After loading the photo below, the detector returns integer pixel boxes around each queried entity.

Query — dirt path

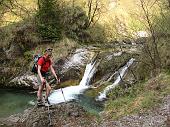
[100,95,170,127]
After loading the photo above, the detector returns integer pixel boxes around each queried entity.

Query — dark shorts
[37,72,50,86]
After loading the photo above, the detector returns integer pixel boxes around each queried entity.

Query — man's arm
[50,65,60,83]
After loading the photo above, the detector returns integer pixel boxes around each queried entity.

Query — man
[37,48,60,106]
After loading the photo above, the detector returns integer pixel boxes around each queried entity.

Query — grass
[104,71,170,120]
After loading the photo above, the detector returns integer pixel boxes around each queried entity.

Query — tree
[36,0,62,41]
[168,0,170,7]
[139,0,162,77]
[86,0,101,28]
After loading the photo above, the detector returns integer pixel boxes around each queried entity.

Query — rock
[5,42,23,59]
[54,48,94,82]
[93,52,132,87]
[122,38,132,45]
[9,74,39,89]
[0,47,7,63]
[17,102,98,127]
[0,113,21,127]
[166,116,170,127]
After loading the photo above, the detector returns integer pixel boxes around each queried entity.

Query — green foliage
[24,51,33,62]
[128,17,145,32]
[140,91,159,109]
[158,37,170,69]
[135,61,151,81]
[0,0,13,17]
[153,7,170,35]
[36,0,62,41]
[88,25,106,43]
[104,72,170,120]
[107,83,144,100]
[60,5,94,43]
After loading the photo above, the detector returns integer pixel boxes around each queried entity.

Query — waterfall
[79,60,99,87]
[96,58,135,101]
[48,60,99,105]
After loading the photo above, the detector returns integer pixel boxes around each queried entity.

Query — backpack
[31,54,44,74]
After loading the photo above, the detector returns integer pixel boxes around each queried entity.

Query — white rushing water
[48,60,98,105]
[96,58,135,101]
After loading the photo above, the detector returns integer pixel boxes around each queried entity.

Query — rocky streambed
[0,102,98,127]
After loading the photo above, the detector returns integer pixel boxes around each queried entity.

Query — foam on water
[49,60,97,104]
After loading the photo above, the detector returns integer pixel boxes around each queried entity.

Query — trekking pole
[56,78,66,102]
[61,88,66,102]
[47,105,52,127]
[43,80,52,127]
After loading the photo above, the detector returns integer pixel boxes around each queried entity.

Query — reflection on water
[0,89,35,118]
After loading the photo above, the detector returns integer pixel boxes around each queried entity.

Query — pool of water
[77,94,104,116]
[0,88,104,118]
[0,89,35,118]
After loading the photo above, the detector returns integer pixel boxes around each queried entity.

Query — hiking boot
[44,99,51,107]
[37,99,43,106]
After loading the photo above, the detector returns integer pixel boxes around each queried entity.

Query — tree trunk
[168,0,170,7]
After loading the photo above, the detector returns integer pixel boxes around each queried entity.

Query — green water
[78,95,104,116]
[0,89,103,118]
[0,89,35,118]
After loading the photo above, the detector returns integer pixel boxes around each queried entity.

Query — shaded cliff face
[0,23,39,88]
[0,47,23,88]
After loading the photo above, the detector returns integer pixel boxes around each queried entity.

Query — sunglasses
[45,48,53,52]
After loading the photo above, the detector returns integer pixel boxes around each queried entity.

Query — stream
[0,89,35,118]
[1,48,134,118]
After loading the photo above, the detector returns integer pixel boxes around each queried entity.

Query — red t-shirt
[37,57,51,72]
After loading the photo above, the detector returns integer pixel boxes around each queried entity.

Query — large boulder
[9,74,39,89]
[0,102,98,127]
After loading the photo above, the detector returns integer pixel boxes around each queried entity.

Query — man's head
[44,48,53,59]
